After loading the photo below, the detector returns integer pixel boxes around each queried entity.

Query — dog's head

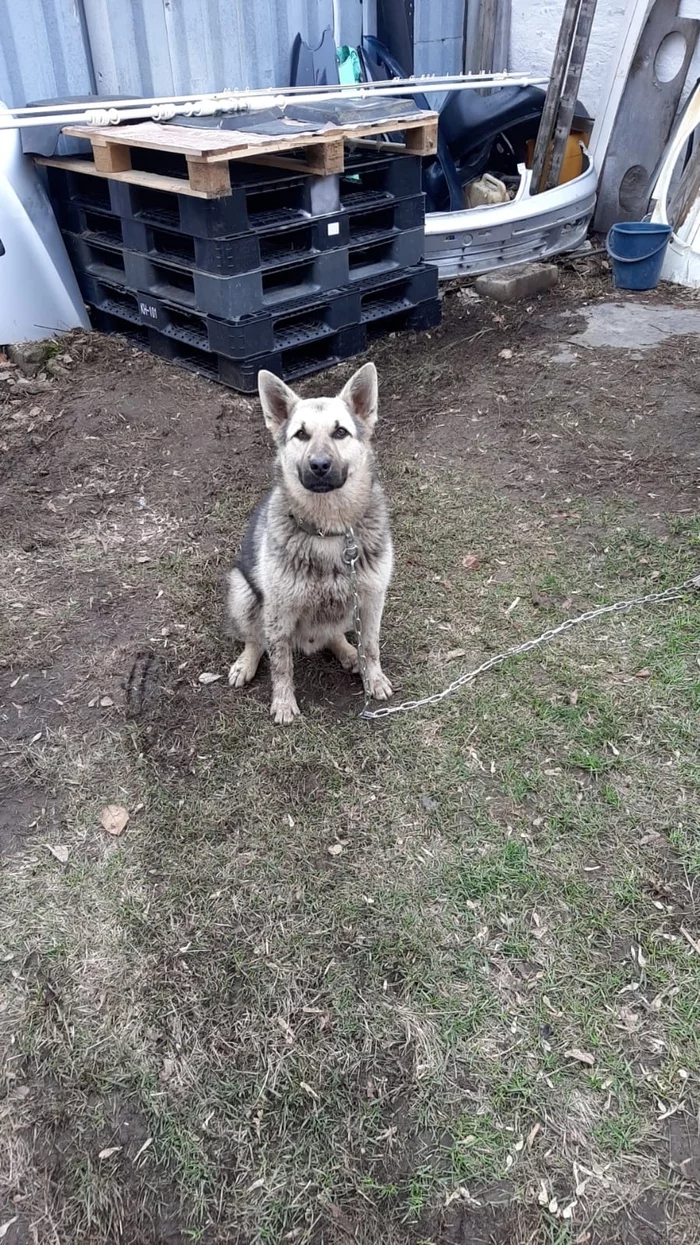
[257,363,379,498]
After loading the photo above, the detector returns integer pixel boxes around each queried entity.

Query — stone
[475,262,559,304]
[7,340,56,377]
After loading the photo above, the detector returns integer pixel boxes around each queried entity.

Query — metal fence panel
[0,0,456,108]
[0,0,93,107]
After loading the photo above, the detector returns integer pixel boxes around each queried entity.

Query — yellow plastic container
[525,130,589,185]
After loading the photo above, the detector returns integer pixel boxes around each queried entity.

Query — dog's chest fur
[257,484,390,647]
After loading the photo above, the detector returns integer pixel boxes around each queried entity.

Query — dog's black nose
[309,455,332,477]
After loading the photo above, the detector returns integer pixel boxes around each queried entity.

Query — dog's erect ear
[339,362,378,434]
[258,370,299,434]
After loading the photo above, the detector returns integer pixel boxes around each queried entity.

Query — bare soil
[1,266,699,1244]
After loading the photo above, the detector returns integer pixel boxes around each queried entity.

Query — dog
[226,361,393,724]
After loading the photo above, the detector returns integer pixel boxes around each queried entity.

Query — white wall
[510,0,700,121]
[511,0,631,117]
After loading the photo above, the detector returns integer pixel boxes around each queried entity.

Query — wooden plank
[669,139,700,229]
[227,138,346,175]
[530,0,583,194]
[476,0,499,76]
[61,120,251,157]
[35,155,224,199]
[544,0,598,192]
[62,110,438,165]
[186,157,232,195]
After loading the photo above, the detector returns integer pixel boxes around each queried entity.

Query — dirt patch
[1,269,699,1243]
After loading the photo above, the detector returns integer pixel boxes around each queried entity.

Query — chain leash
[358,574,700,722]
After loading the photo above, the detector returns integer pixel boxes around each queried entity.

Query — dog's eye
[333,426,350,439]
[293,428,310,441]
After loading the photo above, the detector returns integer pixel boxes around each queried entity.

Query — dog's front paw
[367,669,393,701]
[228,657,255,688]
[271,695,300,725]
[341,645,360,674]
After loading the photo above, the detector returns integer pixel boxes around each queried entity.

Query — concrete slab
[567,301,700,350]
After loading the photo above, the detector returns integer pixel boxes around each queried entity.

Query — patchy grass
[1,339,699,1244]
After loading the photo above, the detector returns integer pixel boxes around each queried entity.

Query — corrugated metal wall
[0,0,464,108]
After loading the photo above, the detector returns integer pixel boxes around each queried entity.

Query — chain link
[359,574,700,721]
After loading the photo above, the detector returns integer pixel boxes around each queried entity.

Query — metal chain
[360,574,700,721]
[343,526,373,714]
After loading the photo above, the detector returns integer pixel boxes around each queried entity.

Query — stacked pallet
[40,114,441,393]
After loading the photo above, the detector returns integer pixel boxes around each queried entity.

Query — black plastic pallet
[340,151,423,209]
[88,306,367,392]
[88,300,440,394]
[63,231,351,319]
[63,229,426,319]
[55,197,349,273]
[347,193,424,246]
[78,273,358,358]
[46,161,341,239]
[349,227,424,280]
[121,212,349,273]
[45,152,422,240]
[76,263,438,360]
[55,191,424,277]
[365,297,441,339]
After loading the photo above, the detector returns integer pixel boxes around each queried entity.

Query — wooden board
[61,110,438,165]
[46,111,437,197]
[35,155,228,199]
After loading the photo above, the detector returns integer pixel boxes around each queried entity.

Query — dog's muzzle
[298,455,348,493]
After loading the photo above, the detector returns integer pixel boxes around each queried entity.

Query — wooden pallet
[42,109,437,198]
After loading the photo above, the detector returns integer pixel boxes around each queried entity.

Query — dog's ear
[258,370,299,435]
[339,362,378,434]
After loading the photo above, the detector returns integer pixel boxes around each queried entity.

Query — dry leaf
[634,668,651,679]
[160,1057,176,1082]
[198,672,222,685]
[0,1220,18,1241]
[462,554,481,572]
[327,843,344,857]
[565,1048,595,1067]
[445,648,466,661]
[46,844,69,864]
[527,1122,541,1148]
[618,1005,641,1033]
[568,689,579,706]
[98,1146,122,1160]
[100,805,129,836]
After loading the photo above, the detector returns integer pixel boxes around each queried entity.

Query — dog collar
[289,511,350,540]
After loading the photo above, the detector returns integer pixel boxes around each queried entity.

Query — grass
[1,431,699,1243]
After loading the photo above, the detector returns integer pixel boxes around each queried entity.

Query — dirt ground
[1,264,699,1244]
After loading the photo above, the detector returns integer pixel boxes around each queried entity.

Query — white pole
[0,71,548,129]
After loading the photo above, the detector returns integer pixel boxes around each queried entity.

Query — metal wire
[361,574,700,721]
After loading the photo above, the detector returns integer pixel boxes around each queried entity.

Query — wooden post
[92,142,132,174]
[305,138,345,175]
[404,117,438,156]
[186,158,232,197]
[544,0,598,192]
[530,0,583,194]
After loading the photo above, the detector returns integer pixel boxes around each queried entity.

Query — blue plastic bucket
[606,221,672,291]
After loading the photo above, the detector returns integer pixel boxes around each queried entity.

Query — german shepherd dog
[226,362,393,724]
